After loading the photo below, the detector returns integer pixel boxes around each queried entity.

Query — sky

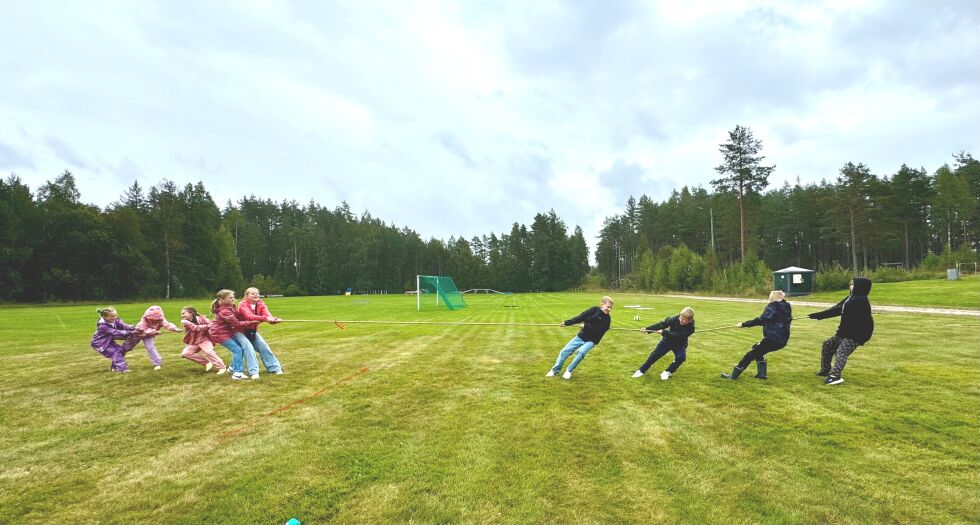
[2,0,978,257]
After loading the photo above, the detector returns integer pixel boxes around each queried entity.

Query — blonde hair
[211,289,235,314]
[244,287,259,296]
[679,306,694,319]
[600,296,614,306]
[96,307,117,318]
[768,290,785,302]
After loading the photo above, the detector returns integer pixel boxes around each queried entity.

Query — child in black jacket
[722,290,792,380]
[547,296,613,380]
[632,307,695,380]
[808,277,874,385]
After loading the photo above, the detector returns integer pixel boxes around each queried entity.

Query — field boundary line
[656,294,980,317]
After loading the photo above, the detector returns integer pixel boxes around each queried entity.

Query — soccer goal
[416,275,467,311]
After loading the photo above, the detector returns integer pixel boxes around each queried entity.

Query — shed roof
[774,266,815,273]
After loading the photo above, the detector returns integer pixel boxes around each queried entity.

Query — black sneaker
[816,371,829,377]
[825,376,844,385]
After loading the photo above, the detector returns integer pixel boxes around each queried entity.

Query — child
[632,307,695,380]
[179,306,227,375]
[546,296,614,379]
[237,287,284,374]
[131,305,180,370]
[90,307,137,372]
[722,291,792,380]
[808,277,874,385]
[210,289,262,380]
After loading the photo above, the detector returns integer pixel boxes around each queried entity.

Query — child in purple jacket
[90,307,137,372]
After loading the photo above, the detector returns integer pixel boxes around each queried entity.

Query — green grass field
[806,274,980,309]
[2,291,978,524]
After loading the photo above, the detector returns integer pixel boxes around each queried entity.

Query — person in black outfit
[632,307,695,380]
[808,277,874,385]
[722,290,792,380]
[547,296,613,379]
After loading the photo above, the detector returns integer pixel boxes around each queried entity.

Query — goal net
[416,275,467,311]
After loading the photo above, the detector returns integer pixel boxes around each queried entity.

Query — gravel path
[657,294,980,317]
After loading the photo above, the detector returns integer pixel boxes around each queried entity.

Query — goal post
[416,275,466,311]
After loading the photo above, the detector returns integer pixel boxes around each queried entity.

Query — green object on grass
[417,275,466,310]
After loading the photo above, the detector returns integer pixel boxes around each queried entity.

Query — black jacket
[645,315,695,350]
[742,300,792,347]
[564,306,612,344]
[808,277,874,345]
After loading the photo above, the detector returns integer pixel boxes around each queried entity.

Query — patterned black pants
[820,336,859,377]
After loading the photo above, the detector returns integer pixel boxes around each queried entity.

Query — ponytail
[97,307,117,319]
[211,289,235,314]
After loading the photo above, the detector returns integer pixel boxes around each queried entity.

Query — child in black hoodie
[722,290,793,380]
[808,277,874,385]
[632,307,695,380]
[547,296,613,380]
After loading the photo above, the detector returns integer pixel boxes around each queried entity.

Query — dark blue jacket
[742,300,792,347]
[564,306,611,344]
[808,277,874,345]
[645,315,695,350]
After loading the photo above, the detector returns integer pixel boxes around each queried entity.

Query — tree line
[596,126,980,291]
[0,172,590,301]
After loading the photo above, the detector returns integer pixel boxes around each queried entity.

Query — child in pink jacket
[179,306,227,374]
[131,305,179,370]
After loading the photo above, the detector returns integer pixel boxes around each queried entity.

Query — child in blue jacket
[722,291,792,380]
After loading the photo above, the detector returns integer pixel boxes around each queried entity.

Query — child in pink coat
[131,305,179,370]
[179,306,227,374]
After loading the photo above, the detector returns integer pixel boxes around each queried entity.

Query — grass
[805,274,980,309]
[1,292,978,524]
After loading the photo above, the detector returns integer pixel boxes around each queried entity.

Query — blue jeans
[552,336,596,374]
[248,331,282,373]
[221,334,259,375]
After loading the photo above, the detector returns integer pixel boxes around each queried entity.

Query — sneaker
[562,371,572,380]
[216,368,228,375]
[272,370,284,375]
[545,370,556,377]
[816,371,829,377]
[250,374,260,380]
[825,376,844,385]
[153,365,162,371]
[205,362,214,372]
[660,371,671,381]
[232,372,248,380]
[631,370,644,378]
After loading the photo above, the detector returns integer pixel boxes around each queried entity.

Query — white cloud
[0,0,977,261]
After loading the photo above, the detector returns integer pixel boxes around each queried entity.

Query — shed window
[792,274,803,284]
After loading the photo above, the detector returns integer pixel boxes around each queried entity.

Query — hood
[851,277,872,296]
[142,305,165,321]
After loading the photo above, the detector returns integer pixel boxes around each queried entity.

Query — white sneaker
[272,370,284,375]
[660,371,671,380]
[632,370,644,378]
[231,372,247,380]
[205,362,214,372]
[216,368,228,375]
[562,371,572,380]
[250,374,260,380]
[545,370,556,377]
[153,365,162,371]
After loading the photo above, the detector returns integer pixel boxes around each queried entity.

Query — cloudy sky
[2,0,978,255]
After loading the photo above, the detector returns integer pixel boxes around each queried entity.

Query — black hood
[852,277,872,296]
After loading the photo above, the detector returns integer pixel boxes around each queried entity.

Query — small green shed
[773,266,815,296]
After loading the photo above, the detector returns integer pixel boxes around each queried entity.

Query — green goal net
[417,275,466,311]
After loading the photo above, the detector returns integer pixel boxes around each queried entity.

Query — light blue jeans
[221,333,259,375]
[551,336,596,374]
[248,331,282,373]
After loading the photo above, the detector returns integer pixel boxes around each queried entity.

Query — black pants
[820,335,859,377]
[736,338,785,369]
[639,339,686,374]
